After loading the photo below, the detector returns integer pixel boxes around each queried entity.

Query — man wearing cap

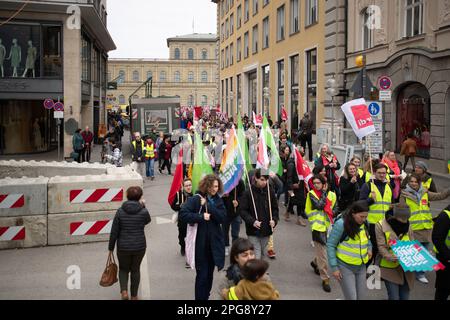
[299,113,314,161]
[414,161,437,192]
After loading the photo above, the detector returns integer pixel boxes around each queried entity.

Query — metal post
[57,119,60,161]
[331,96,335,146]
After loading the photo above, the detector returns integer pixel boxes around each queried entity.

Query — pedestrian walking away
[400,133,417,171]
[81,126,94,162]
[299,113,314,161]
[221,180,245,256]
[72,128,84,163]
[108,186,151,300]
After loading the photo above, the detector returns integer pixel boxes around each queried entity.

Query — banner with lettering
[340,98,376,139]
[389,240,446,272]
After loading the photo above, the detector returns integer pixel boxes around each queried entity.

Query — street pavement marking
[156,216,173,225]
[139,252,151,300]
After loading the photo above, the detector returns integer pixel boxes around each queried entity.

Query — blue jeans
[385,280,410,300]
[146,158,155,177]
[222,215,241,247]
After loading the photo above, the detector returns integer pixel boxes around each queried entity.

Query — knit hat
[415,161,428,172]
[393,204,411,220]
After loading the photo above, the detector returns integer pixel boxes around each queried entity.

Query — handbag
[99,251,118,287]
[70,151,79,159]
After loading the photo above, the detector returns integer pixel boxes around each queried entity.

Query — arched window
[174,71,181,82]
[133,70,139,82]
[362,7,374,50]
[188,95,194,106]
[201,71,208,82]
[188,71,194,82]
[201,95,208,106]
[119,94,125,104]
[147,71,153,80]
[160,71,166,82]
[188,48,194,60]
[174,48,180,60]
[118,70,125,83]
[202,49,208,60]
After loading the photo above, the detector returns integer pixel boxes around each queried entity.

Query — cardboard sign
[390,240,445,272]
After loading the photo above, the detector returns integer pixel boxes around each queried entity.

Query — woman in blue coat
[179,174,226,300]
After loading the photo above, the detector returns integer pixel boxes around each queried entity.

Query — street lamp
[355,55,366,99]
[326,78,338,146]
[263,87,270,116]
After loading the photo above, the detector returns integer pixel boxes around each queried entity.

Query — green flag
[192,132,213,193]
[263,116,283,176]
[237,114,253,174]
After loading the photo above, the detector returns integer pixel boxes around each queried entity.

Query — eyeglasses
[184,184,192,187]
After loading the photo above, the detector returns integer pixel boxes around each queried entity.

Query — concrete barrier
[47,172,143,214]
[106,165,135,175]
[47,211,116,246]
[0,215,47,249]
[0,177,48,217]
[0,160,114,179]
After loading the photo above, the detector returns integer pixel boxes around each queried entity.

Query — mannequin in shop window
[23,40,37,78]
[7,38,21,77]
[0,38,6,77]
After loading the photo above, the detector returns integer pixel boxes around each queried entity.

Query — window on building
[92,47,100,84]
[119,70,125,83]
[244,32,249,58]
[237,5,242,29]
[244,0,250,22]
[188,71,194,82]
[290,0,299,34]
[225,46,229,67]
[221,49,225,69]
[174,71,180,82]
[237,37,242,62]
[230,0,234,8]
[201,95,208,106]
[119,94,125,104]
[147,71,152,80]
[174,48,180,59]
[201,49,208,60]
[230,13,235,35]
[263,17,269,49]
[201,71,208,82]
[253,0,258,15]
[160,70,166,82]
[277,59,285,122]
[226,18,229,38]
[306,49,317,132]
[262,65,270,112]
[264,0,270,7]
[405,0,423,37]
[252,24,258,54]
[237,74,242,112]
[290,54,299,131]
[362,8,374,50]
[306,0,318,26]
[82,35,91,82]
[188,95,194,106]
[221,23,225,42]
[230,43,234,65]
[188,48,194,60]
[277,5,285,41]
[43,25,62,77]
[133,70,139,82]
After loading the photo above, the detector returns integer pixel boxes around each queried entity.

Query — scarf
[382,157,401,199]
[226,264,243,285]
[387,216,410,239]
[404,184,425,203]
[312,188,334,224]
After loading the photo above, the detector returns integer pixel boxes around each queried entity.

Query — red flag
[281,106,288,121]
[293,146,313,186]
[194,106,203,121]
[168,149,184,206]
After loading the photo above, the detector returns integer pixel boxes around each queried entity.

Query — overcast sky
[107,0,217,59]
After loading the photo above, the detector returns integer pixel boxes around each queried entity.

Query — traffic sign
[44,99,54,109]
[368,102,381,117]
[379,90,392,101]
[53,102,64,111]
[54,111,64,118]
[378,76,392,90]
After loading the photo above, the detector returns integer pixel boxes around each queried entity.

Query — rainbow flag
[219,128,244,195]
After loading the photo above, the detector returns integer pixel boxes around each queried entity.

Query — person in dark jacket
[279,145,291,206]
[72,128,84,163]
[170,178,193,262]
[339,163,363,213]
[286,156,307,226]
[299,112,314,161]
[221,179,245,255]
[81,126,94,162]
[432,204,450,300]
[239,169,279,259]
[131,132,146,178]
[179,174,227,301]
[314,144,341,197]
[159,136,172,175]
[108,186,151,300]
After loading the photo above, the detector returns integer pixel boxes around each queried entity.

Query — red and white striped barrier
[69,188,123,204]
[0,194,25,209]
[70,220,112,236]
[0,226,25,241]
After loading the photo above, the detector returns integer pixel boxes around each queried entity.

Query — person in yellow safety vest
[223,259,280,300]
[432,205,450,300]
[350,156,365,180]
[144,138,156,181]
[131,132,146,178]
[414,161,437,192]
[359,163,395,265]
[375,204,415,300]
[305,174,337,293]
[327,200,372,300]
[399,173,450,284]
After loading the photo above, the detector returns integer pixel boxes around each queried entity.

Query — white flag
[340,98,376,139]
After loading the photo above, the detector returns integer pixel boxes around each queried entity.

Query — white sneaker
[225,246,230,256]
[417,275,429,284]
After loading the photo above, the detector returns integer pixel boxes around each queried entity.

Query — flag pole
[234,188,237,214]
[267,181,274,232]
[367,135,375,184]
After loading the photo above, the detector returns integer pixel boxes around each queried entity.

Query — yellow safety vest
[405,192,433,231]
[422,177,432,190]
[434,210,450,254]
[305,191,336,232]
[227,286,239,300]
[368,183,392,224]
[336,224,370,266]
[145,144,155,159]
[358,168,364,179]
[379,222,410,269]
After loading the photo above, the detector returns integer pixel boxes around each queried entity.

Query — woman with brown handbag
[108,186,151,300]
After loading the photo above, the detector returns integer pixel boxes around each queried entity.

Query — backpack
[335,211,370,244]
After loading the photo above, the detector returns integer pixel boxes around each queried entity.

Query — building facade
[213,0,325,133]
[343,0,450,172]
[0,0,115,157]
[107,34,219,110]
